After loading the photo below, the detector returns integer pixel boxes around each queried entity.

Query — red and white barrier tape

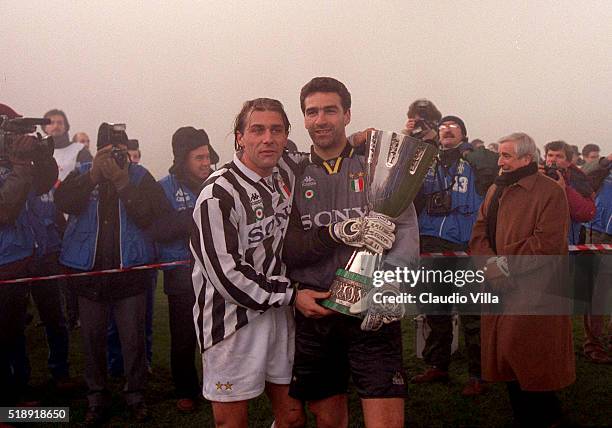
[1,244,610,286]
[0,260,189,285]
[416,244,612,258]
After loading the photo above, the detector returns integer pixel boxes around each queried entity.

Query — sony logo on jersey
[175,188,191,204]
[300,206,367,229]
[247,204,291,245]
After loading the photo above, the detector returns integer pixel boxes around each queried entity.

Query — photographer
[404,98,442,141]
[348,98,441,152]
[543,140,596,245]
[148,126,218,412]
[412,115,493,396]
[0,103,59,405]
[55,122,167,423]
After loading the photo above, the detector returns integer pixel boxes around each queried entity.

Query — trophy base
[320,269,372,317]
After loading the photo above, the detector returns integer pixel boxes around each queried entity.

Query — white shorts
[201,306,295,402]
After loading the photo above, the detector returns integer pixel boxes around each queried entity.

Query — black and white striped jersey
[191,152,304,351]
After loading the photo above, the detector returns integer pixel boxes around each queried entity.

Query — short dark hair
[544,140,573,161]
[300,77,351,114]
[407,99,442,122]
[582,143,600,157]
[233,98,290,151]
[43,108,70,133]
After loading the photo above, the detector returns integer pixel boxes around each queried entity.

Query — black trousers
[506,381,562,427]
[28,252,70,380]
[0,259,30,406]
[419,236,482,376]
[165,268,200,399]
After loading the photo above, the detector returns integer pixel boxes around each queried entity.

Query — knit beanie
[439,115,467,140]
[169,126,219,174]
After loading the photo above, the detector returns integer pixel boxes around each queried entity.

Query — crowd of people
[0,76,610,427]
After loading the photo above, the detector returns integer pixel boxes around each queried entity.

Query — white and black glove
[349,282,405,331]
[329,212,395,254]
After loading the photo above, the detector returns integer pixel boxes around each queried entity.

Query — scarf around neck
[486,162,538,252]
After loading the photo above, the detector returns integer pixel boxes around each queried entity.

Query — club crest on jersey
[301,175,317,187]
[250,192,265,220]
[304,189,315,199]
[349,171,365,192]
[457,159,466,175]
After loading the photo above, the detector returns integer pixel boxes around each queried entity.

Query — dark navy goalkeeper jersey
[287,144,419,291]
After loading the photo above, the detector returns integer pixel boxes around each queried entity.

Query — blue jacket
[418,144,485,245]
[0,164,33,265]
[589,171,612,235]
[27,188,62,258]
[60,162,155,270]
[156,174,196,265]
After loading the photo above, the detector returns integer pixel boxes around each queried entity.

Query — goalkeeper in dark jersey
[284,77,419,428]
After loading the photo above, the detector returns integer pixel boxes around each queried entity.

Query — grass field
[23,279,611,427]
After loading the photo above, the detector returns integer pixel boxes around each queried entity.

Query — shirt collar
[309,142,353,165]
[233,152,278,183]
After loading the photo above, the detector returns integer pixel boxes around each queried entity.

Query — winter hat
[169,126,218,174]
[439,115,467,140]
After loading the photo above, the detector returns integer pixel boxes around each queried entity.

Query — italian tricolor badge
[350,176,364,192]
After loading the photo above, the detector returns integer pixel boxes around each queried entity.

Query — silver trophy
[320,130,438,316]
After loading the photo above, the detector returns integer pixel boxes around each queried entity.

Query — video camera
[101,123,129,169]
[410,119,438,141]
[0,115,54,161]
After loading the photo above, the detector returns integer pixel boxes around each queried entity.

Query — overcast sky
[2,1,611,177]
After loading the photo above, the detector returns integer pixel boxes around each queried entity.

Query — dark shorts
[289,311,406,401]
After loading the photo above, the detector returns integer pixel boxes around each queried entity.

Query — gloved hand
[99,154,129,190]
[329,212,395,254]
[9,135,37,165]
[463,147,500,196]
[349,282,405,331]
[90,147,111,184]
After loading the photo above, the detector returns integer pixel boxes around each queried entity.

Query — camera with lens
[0,115,54,161]
[410,119,437,140]
[102,123,129,169]
[426,189,452,216]
[544,162,561,181]
[410,101,439,143]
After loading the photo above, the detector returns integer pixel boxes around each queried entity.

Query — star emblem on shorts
[215,381,233,391]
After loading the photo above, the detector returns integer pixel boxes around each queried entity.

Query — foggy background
[2,1,611,178]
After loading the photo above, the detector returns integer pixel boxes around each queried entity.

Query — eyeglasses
[438,124,460,131]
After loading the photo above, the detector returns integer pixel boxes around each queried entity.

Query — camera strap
[424,158,455,196]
